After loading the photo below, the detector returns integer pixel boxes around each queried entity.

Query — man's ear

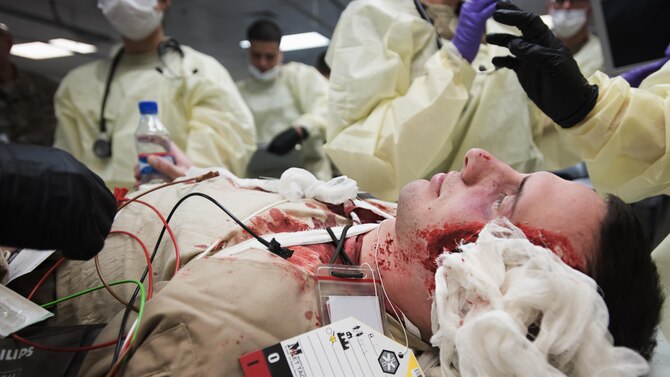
[278,50,284,65]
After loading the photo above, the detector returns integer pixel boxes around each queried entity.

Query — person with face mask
[548,0,602,77]
[236,19,332,181]
[54,0,256,190]
[324,0,544,201]
[486,0,670,344]
[529,0,604,170]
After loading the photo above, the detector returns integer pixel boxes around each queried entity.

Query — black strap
[413,0,444,50]
[327,225,353,265]
[158,38,184,58]
[98,48,125,135]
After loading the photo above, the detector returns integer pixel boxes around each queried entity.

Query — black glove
[485,1,599,128]
[267,127,309,155]
[0,144,117,260]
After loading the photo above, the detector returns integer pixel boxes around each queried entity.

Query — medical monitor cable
[110,191,296,369]
[373,219,410,357]
[11,258,137,353]
[116,170,219,212]
[97,230,155,306]
[96,198,179,309]
[162,192,295,260]
[11,280,146,354]
[27,256,65,301]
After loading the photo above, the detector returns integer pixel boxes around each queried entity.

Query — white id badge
[315,264,387,335]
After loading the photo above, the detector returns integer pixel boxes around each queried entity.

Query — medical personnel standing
[486,0,670,342]
[237,20,331,180]
[531,0,604,170]
[549,0,602,77]
[325,0,543,201]
[54,0,256,189]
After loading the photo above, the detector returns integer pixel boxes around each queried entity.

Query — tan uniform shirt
[69,176,426,376]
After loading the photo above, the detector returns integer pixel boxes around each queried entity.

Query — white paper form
[327,295,384,334]
[240,317,424,377]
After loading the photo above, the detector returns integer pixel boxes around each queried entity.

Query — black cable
[328,225,353,265]
[176,193,294,259]
[326,227,340,246]
[413,0,443,49]
[110,192,295,370]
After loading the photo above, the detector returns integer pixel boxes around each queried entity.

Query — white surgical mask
[98,0,163,41]
[551,8,587,39]
[248,64,281,82]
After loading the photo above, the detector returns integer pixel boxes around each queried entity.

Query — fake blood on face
[413,222,582,271]
[516,224,583,271]
[408,222,484,292]
[414,222,485,272]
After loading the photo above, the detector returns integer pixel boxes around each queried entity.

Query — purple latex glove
[620,43,670,88]
[452,0,499,63]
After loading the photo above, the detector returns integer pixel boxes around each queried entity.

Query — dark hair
[246,19,282,43]
[592,194,664,360]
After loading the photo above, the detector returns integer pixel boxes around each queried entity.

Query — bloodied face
[364,148,606,340]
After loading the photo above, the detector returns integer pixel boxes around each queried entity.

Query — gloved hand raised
[451,0,498,63]
[486,0,598,128]
[267,126,309,155]
[620,43,670,88]
[0,144,117,260]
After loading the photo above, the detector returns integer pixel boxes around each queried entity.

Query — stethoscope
[413,0,499,75]
[93,38,198,159]
[414,0,444,50]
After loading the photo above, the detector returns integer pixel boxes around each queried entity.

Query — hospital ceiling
[0,0,546,82]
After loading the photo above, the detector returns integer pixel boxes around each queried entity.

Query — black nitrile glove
[486,1,599,128]
[267,126,309,155]
[0,144,117,260]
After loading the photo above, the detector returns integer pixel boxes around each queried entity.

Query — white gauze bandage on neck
[430,218,649,377]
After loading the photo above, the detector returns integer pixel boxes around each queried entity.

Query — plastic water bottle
[135,101,174,184]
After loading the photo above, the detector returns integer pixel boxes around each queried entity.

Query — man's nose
[462,148,486,182]
[463,148,493,170]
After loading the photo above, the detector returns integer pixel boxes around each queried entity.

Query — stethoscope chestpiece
[93,133,112,158]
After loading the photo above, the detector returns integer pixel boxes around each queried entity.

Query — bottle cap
[138,101,158,115]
